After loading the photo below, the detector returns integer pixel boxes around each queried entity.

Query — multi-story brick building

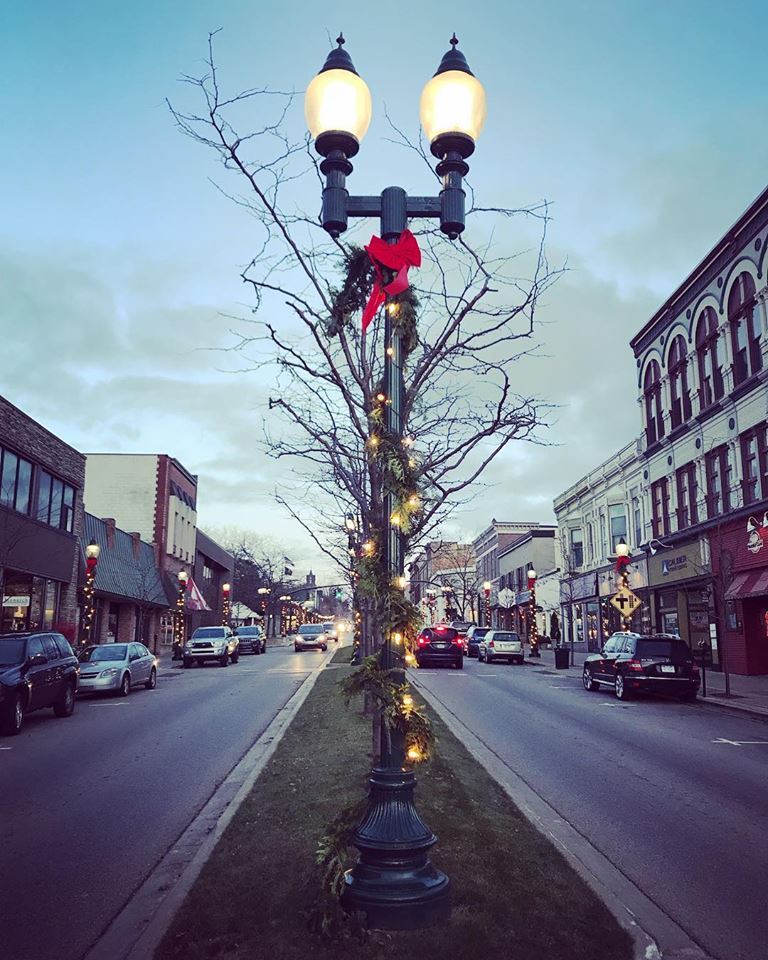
[84,453,199,648]
[191,530,235,634]
[0,396,85,640]
[473,520,550,624]
[409,541,477,622]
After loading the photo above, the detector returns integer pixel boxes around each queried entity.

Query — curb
[412,677,714,960]
[83,650,332,960]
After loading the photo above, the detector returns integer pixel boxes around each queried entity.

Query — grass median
[155,654,632,960]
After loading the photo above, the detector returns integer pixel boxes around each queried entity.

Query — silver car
[293,624,328,652]
[477,630,524,665]
[78,643,158,696]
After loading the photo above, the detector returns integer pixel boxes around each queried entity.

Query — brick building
[0,396,85,641]
[191,530,235,634]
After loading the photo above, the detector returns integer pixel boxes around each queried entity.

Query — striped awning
[725,569,768,599]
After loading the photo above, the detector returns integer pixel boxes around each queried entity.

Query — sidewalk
[525,646,768,719]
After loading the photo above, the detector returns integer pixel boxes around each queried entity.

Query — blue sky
[2,1,766,578]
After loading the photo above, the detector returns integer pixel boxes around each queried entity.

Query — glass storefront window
[1,571,33,633]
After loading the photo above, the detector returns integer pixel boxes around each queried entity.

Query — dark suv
[0,632,80,735]
[415,625,464,669]
[582,633,700,701]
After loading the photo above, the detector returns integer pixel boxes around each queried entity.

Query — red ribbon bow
[615,554,631,575]
[361,229,421,332]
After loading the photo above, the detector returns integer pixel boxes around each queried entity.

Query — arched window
[729,272,761,386]
[695,307,724,409]
[643,359,664,446]
[668,335,691,429]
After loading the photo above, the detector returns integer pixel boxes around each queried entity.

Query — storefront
[646,539,720,666]
[711,515,768,676]
[560,570,600,651]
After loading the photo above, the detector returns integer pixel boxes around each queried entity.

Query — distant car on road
[78,642,158,696]
[234,626,266,655]
[183,627,239,668]
[415,625,463,669]
[322,622,339,643]
[477,630,524,664]
[464,625,489,658]
[449,621,473,654]
[294,624,328,653]
[0,632,79,735]
[582,633,700,701]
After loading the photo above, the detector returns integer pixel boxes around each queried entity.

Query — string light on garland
[387,301,400,317]
[402,693,413,709]
[376,392,386,403]
[368,435,379,448]
[81,539,100,646]
[407,746,421,761]
[386,346,394,356]
[175,570,189,646]
[392,631,403,645]
[362,540,375,555]
[407,495,419,509]
[390,511,402,527]
[395,575,407,590]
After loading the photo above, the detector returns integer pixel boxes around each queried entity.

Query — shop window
[728,273,761,386]
[695,307,724,409]
[643,359,664,445]
[0,447,34,515]
[705,445,732,518]
[632,498,642,547]
[608,504,627,552]
[651,478,670,538]
[668,335,691,429]
[33,469,76,532]
[675,463,698,529]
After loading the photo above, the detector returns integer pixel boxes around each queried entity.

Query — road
[0,645,331,960]
[414,657,768,960]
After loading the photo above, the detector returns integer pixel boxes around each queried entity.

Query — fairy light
[368,435,379,448]
[386,346,394,356]
[362,540,375,555]
[408,457,416,468]
[387,302,399,317]
[390,512,402,527]
[405,652,416,665]
[392,632,403,645]
[402,693,413,708]
[376,392,386,403]
[407,495,419,509]
[407,746,421,761]
[395,575,407,590]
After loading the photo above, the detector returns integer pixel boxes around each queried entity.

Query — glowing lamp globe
[616,539,630,558]
[420,34,487,159]
[305,35,372,158]
[85,540,100,560]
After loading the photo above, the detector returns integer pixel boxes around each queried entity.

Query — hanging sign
[3,596,31,607]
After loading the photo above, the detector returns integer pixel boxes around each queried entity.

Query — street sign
[610,586,642,617]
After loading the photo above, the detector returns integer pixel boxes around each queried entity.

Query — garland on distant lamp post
[175,570,188,646]
[527,568,540,657]
[483,580,491,628]
[81,539,100,646]
[615,538,632,631]
[222,582,231,626]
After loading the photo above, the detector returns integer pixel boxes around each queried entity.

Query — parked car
[235,625,266,655]
[449,621,474,654]
[294,623,328,652]
[415,625,464,669]
[78,642,158,696]
[0,632,79,735]
[183,626,239,668]
[582,633,700,701]
[322,622,339,643]
[477,630,524,664]
[465,625,488,658]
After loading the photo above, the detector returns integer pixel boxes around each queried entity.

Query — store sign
[2,596,31,607]
[662,555,689,576]
[649,543,706,586]
[746,513,768,555]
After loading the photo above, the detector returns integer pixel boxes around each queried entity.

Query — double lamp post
[306,33,487,929]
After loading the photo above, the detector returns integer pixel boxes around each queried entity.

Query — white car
[294,624,328,652]
[477,630,524,665]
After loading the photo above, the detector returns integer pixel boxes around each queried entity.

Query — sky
[2,0,766,583]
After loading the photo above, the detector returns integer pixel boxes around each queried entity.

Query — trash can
[554,646,570,670]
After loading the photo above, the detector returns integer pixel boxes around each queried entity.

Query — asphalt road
[414,658,768,960]
[0,644,331,960]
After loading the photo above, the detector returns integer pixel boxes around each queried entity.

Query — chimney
[129,533,141,560]
[102,518,116,549]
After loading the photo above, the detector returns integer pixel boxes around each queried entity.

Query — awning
[725,569,768,600]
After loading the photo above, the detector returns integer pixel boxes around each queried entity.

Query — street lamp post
[527,568,539,657]
[307,33,487,928]
[81,539,100,646]
[175,571,188,649]
[279,595,292,635]
[222,582,231,627]
[615,538,631,631]
[257,586,270,635]
[483,580,491,628]
[425,588,437,625]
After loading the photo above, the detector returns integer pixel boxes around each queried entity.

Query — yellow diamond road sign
[610,586,642,617]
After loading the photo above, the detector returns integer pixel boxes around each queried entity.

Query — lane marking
[88,702,129,707]
[0,746,12,751]
[476,673,498,677]
[712,738,768,746]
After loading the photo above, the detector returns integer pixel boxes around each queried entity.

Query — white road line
[89,702,129,707]
[712,738,768,746]
[0,746,12,751]
[477,673,498,677]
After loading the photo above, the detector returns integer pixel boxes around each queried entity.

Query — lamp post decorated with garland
[306,31,486,929]
[222,582,231,627]
[527,567,540,657]
[175,570,188,649]
[483,580,492,628]
[615,538,632,631]
[81,539,100,646]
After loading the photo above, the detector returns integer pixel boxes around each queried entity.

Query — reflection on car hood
[0,664,22,682]
[80,659,126,667]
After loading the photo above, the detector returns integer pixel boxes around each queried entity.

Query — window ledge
[668,422,691,442]
[695,401,723,425]
[730,372,766,403]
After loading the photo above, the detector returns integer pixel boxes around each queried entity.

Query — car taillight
[627,659,643,672]
[452,637,463,646]
[488,640,494,648]
[418,637,426,646]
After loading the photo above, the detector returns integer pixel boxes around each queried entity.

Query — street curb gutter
[412,677,714,960]
[84,654,331,960]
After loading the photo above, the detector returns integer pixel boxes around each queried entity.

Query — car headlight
[99,668,119,678]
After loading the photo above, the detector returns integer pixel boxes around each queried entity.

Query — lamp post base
[342,766,450,930]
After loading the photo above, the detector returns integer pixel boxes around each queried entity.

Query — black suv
[582,633,700,701]
[0,632,80,735]
[415,625,464,669]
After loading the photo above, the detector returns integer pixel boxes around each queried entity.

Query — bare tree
[169,36,558,650]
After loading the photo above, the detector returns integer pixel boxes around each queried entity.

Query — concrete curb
[83,651,332,960]
[412,677,714,960]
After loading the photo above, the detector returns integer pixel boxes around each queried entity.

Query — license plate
[433,643,447,649]
[660,665,675,674]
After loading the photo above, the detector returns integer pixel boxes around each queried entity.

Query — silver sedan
[77,643,158,697]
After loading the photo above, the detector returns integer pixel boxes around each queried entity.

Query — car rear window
[237,627,261,636]
[471,628,488,638]
[493,632,520,643]
[636,638,691,658]
[298,625,325,636]
[430,627,458,640]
